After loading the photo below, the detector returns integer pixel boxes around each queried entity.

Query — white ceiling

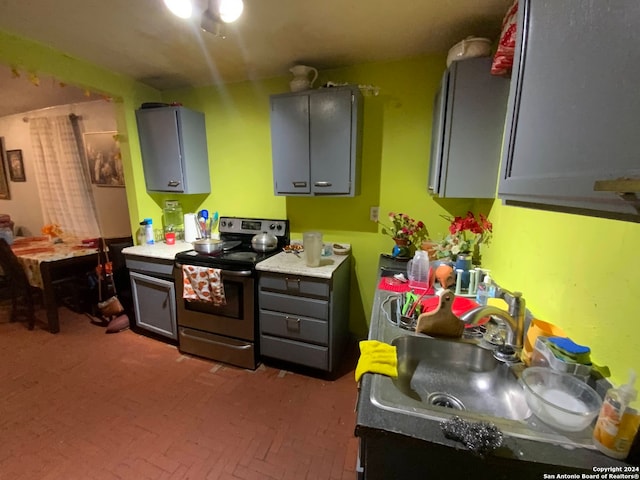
[0,0,512,117]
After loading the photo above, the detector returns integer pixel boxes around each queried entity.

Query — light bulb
[217,0,243,23]
[163,0,194,19]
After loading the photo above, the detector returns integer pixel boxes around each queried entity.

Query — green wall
[2,30,636,385]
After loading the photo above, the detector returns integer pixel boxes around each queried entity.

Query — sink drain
[428,392,465,410]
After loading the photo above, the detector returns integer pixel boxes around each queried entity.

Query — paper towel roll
[184,213,198,243]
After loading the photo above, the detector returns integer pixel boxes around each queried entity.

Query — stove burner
[225,251,260,262]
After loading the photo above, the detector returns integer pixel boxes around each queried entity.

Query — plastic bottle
[476,274,492,306]
[143,218,155,245]
[593,370,639,459]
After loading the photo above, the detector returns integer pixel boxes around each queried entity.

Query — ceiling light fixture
[163,0,194,19]
[163,0,244,23]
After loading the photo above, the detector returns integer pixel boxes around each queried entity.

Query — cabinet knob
[313,181,332,187]
[167,180,181,187]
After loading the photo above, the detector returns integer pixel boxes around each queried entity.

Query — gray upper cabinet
[499,0,640,219]
[135,106,211,194]
[270,86,362,196]
[428,57,509,198]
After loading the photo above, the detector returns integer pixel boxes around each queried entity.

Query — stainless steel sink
[369,292,598,449]
[391,335,530,421]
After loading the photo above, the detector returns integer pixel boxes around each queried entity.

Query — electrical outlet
[370,206,379,222]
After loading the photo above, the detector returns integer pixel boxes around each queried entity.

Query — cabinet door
[270,95,311,194]
[130,271,177,340]
[310,88,357,195]
[428,71,448,195]
[499,0,640,218]
[136,108,185,192]
[429,57,508,198]
[136,107,210,194]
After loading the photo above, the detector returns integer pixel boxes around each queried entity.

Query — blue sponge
[548,336,590,355]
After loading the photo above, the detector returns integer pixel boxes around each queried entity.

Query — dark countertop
[355,255,631,478]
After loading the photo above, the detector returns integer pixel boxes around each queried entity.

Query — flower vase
[454,253,473,290]
[392,238,414,259]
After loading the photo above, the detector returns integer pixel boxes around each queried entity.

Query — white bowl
[521,367,602,432]
[446,37,492,67]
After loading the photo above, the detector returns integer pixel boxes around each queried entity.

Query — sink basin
[391,335,531,421]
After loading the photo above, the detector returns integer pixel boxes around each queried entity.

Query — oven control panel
[218,217,289,237]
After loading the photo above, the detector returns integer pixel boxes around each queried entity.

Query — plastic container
[407,250,430,287]
[521,367,602,432]
[531,337,591,381]
[303,231,322,267]
[593,371,639,459]
[143,218,154,245]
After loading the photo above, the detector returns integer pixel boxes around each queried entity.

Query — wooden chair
[0,238,39,329]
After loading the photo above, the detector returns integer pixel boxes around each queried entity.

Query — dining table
[10,236,99,333]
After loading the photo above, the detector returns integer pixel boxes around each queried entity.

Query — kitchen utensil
[446,36,492,67]
[251,231,278,252]
[521,367,602,432]
[193,238,224,255]
[303,231,323,267]
[407,250,430,287]
[289,65,318,92]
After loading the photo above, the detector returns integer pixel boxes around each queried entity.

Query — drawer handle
[285,277,300,291]
[167,180,181,187]
[285,316,301,333]
[313,181,332,187]
[292,181,307,188]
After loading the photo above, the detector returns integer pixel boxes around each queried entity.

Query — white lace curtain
[29,115,101,238]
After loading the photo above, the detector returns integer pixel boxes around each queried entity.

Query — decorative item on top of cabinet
[499,0,640,220]
[135,105,211,194]
[270,85,362,196]
[428,57,509,198]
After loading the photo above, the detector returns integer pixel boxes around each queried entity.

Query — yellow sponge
[487,297,509,311]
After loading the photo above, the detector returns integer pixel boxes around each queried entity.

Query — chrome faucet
[459,289,526,352]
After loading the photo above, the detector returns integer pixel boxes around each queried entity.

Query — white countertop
[122,241,193,261]
[256,249,350,279]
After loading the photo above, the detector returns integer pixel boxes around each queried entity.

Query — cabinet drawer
[260,334,329,371]
[260,273,329,298]
[259,310,328,345]
[259,291,328,320]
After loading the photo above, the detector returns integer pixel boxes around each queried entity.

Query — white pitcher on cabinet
[289,65,318,92]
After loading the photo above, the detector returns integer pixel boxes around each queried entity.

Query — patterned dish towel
[182,265,226,305]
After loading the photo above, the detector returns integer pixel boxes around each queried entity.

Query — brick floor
[0,305,359,480]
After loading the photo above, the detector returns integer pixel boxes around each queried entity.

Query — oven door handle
[221,270,253,277]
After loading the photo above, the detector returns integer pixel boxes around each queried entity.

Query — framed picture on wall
[7,150,26,182]
[83,131,125,187]
[0,138,11,199]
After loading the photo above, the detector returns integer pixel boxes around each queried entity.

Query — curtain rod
[22,113,83,123]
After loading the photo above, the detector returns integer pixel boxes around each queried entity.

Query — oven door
[174,263,255,341]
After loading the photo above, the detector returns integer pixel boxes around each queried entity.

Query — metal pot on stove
[251,231,278,252]
[193,238,224,255]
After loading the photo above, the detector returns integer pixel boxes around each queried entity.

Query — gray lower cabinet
[126,255,177,340]
[135,105,211,194]
[258,258,350,372]
[269,86,362,196]
[499,0,640,219]
[428,57,509,198]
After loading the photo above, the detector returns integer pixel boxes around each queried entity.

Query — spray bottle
[593,370,639,459]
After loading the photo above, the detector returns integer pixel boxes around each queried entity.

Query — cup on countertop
[303,231,323,267]
[165,232,176,245]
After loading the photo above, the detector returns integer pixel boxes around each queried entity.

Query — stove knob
[269,223,276,230]
[227,221,233,228]
[220,220,226,227]
[276,224,283,231]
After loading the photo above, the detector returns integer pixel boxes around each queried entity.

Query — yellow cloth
[355,340,398,382]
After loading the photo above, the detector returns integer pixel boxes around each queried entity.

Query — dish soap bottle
[476,273,492,306]
[593,370,639,459]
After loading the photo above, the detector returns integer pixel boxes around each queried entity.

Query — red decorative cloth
[491,0,518,76]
